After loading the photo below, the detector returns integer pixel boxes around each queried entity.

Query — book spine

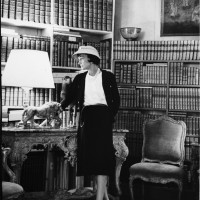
[16,0,23,20]
[102,0,107,31]
[6,36,14,61]
[93,0,98,30]
[54,0,59,25]
[39,0,45,24]
[23,0,29,21]
[29,0,35,22]
[2,87,6,106]
[88,0,94,29]
[1,0,4,18]
[9,0,16,19]
[72,0,78,27]
[78,0,83,28]
[45,0,51,24]
[97,0,102,30]
[83,0,89,29]
[34,0,40,23]
[64,0,69,26]
[3,0,9,18]
[59,0,64,26]
[107,0,112,31]
[68,0,73,27]
[1,36,8,62]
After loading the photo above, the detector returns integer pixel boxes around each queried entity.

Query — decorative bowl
[120,27,142,41]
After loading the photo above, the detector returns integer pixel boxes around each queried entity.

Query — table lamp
[2,49,55,108]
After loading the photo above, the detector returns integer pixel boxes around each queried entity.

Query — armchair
[129,116,186,200]
[2,147,24,200]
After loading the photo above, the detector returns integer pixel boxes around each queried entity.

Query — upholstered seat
[129,116,186,200]
[2,182,24,199]
[2,147,24,200]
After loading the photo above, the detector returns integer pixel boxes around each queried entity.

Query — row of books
[168,113,200,136]
[115,62,168,84]
[114,111,199,161]
[113,40,200,61]
[53,34,81,68]
[119,87,167,109]
[2,87,49,107]
[1,35,50,62]
[169,88,200,111]
[54,0,113,31]
[1,0,51,24]
[52,83,62,103]
[1,34,111,70]
[59,108,80,128]
[84,40,111,69]
[113,110,163,131]
[169,62,200,85]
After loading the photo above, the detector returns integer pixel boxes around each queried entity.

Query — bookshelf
[1,0,116,196]
[1,0,115,126]
[113,40,200,185]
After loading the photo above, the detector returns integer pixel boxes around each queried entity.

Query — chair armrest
[2,147,17,183]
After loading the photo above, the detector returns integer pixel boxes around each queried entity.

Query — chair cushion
[129,162,185,184]
[2,181,24,199]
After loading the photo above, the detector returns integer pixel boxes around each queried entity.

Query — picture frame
[161,0,200,36]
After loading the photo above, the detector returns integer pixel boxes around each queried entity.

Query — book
[97,0,102,30]
[68,0,73,27]
[29,0,35,22]
[72,0,78,27]
[39,0,45,24]
[16,0,23,20]
[1,36,7,62]
[59,0,64,26]
[64,0,69,26]
[107,0,113,31]
[88,0,94,29]
[23,0,29,21]
[34,0,40,23]
[9,0,16,19]
[3,0,9,18]
[83,0,89,29]
[6,36,14,61]
[45,0,51,24]
[54,0,59,25]
[78,0,83,28]
[93,0,98,30]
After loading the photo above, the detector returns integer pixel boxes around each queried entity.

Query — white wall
[114,0,200,41]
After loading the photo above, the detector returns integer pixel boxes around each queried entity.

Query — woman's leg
[96,175,109,200]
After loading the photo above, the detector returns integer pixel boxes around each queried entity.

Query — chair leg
[129,176,135,200]
[178,183,182,200]
[142,182,144,200]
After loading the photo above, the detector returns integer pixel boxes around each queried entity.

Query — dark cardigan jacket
[60,69,120,121]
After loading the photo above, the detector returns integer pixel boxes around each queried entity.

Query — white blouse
[84,68,107,106]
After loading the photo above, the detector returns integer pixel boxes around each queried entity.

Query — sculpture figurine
[21,101,63,129]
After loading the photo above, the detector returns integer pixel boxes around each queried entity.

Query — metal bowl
[120,27,142,41]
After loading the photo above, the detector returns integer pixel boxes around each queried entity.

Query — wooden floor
[23,182,198,200]
[119,181,198,200]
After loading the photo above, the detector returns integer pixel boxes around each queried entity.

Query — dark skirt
[77,105,115,177]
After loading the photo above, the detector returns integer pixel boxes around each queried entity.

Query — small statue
[21,101,63,129]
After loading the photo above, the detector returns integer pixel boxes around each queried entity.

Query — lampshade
[2,49,55,89]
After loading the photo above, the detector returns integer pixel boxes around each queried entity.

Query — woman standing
[60,46,120,200]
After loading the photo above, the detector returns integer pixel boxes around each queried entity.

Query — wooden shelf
[1,18,51,29]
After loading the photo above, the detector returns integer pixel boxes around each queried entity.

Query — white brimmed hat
[72,46,100,60]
